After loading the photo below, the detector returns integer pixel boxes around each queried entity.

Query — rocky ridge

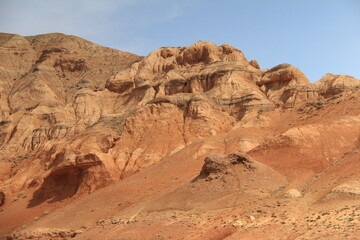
[1,33,360,239]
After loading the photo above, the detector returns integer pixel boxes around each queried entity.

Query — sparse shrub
[0,120,11,126]
[147,97,171,105]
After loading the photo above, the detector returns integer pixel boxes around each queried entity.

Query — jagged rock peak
[146,40,249,68]
[106,41,262,95]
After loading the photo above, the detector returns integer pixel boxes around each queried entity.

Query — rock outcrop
[200,153,255,176]
[257,64,310,106]
[1,33,360,223]
[0,33,142,204]
[315,73,360,98]
[107,41,274,119]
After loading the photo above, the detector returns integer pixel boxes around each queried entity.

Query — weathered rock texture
[1,33,360,240]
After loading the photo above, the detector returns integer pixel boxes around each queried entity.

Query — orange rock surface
[1,33,360,240]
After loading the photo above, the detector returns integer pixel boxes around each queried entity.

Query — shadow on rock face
[27,167,84,208]
[0,192,5,206]
[27,152,104,208]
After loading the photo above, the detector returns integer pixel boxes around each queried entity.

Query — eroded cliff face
[1,33,360,218]
[0,33,142,202]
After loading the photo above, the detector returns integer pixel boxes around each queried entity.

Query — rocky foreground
[0,33,360,239]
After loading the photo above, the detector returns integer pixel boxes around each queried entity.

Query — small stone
[283,189,302,198]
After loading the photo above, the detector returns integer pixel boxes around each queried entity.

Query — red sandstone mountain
[1,33,360,240]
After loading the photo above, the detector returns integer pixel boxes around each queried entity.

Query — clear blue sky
[1,0,359,82]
